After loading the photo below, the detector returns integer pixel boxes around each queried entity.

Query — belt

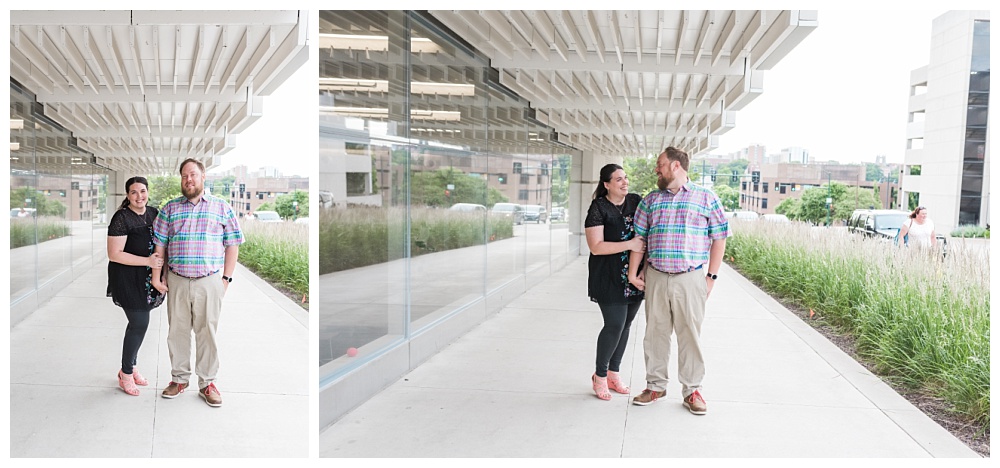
[169,269,220,279]
[649,264,703,275]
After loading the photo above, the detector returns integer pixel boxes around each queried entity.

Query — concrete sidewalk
[319,258,979,458]
[10,262,309,457]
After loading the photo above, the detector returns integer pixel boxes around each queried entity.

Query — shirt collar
[665,180,693,195]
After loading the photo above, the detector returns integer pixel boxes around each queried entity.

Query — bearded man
[151,158,243,407]
[627,147,729,414]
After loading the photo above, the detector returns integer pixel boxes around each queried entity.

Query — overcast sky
[209,9,955,175]
[715,9,949,164]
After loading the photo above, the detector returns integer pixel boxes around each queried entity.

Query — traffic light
[751,171,760,184]
[710,174,716,182]
[731,171,738,183]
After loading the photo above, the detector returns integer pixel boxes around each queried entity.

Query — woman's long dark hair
[909,206,926,219]
[592,163,623,200]
[119,176,149,211]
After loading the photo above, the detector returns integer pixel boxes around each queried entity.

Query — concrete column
[569,150,624,255]
[108,170,126,213]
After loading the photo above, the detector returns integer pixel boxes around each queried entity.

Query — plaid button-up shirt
[634,181,729,273]
[152,194,244,278]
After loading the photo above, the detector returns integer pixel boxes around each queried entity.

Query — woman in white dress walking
[898,206,937,249]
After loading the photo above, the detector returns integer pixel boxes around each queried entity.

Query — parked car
[732,211,759,221]
[318,190,334,209]
[10,208,36,218]
[550,207,566,222]
[491,202,524,225]
[762,213,790,223]
[847,209,910,241]
[523,204,548,223]
[251,210,283,223]
[449,203,486,212]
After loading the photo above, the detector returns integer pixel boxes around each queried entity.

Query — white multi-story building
[901,11,990,234]
[780,146,810,164]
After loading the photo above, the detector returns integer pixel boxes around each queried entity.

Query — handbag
[895,219,912,246]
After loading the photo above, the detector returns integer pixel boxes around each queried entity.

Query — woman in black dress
[107,176,165,396]
[585,163,645,400]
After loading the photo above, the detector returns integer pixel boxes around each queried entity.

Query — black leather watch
[222,275,233,283]
[706,272,718,280]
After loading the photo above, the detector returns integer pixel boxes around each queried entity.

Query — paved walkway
[10,262,309,457]
[319,257,979,458]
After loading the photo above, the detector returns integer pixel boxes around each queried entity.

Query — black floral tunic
[106,207,165,311]
[585,193,645,304]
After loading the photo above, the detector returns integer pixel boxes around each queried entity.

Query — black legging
[595,301,642,377]
[121,308,151,374]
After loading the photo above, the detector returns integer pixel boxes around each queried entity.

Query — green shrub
[319,206,514,274]
[10,217,72,249]
[725,221,989,429]
[950,224,990,238]
[238,221,308,304]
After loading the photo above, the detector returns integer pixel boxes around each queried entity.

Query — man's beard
[182,184,203,199]
[657,175,671,191]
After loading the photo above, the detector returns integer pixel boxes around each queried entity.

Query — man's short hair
[662,146,690,171]
[179,158,205,175]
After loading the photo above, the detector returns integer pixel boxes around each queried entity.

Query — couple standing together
[106,158,243,407]
[587,147,729,415]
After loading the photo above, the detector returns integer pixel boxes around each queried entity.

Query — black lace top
[106,207,165,311]
[585,193,644,304]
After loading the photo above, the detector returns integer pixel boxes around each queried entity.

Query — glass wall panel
[319,10,571,382]
[10,83,39,302]
[318,10,408,371]
[10,80,105,307]
[485,86,527,292]
[406,14,489,330]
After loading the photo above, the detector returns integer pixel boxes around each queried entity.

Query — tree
[710,184,739,211]
[775,197,802,220]
[10,187,67,217]
[411,167,504,207]
[796,182,848,225]
[148,175,182,208]
[274,190,309,219]
[713,159,750,189]
[622,155,658,198]
[834,186,881,219]
[551,154,572,207]
[257,202,275,212]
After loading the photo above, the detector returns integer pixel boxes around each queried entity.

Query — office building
[901,11,990,233]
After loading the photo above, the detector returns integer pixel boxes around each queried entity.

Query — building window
[762,182,768,193]
[513,162,522,173]
[780,185,786,194]
[753,183,759,192]
[741,181,747,190]
[518,189,528,200]
[520,174,530,185]
[762,198,768,209]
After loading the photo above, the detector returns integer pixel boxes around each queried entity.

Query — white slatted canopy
[10,10,309,174]
[427,10,816,157]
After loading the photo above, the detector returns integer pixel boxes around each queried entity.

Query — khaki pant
[166,270,224,389]
[642,267,707,397]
